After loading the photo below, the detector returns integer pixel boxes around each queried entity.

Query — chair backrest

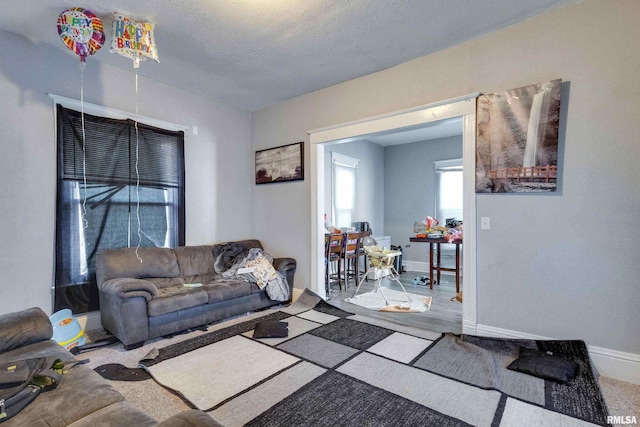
[327,233,344,259]
[342,232,360,257]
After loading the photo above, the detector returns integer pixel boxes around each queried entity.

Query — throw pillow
[507,347,579,383]
[252,321,289,339]
[245,255,277,289]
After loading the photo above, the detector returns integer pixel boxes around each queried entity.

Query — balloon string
[80,61,88,231]
[134,72,143,263]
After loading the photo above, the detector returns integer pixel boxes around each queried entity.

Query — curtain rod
[48,93,189,132]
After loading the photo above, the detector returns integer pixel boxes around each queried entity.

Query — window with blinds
[55,105,185,313]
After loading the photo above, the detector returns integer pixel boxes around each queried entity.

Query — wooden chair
[325,233,345,294]
[341,231,361,288]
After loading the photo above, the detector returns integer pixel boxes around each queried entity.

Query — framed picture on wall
[476,79,562,193]
[255,141,304,184]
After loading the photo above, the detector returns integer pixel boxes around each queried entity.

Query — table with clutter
[410,217,463,294]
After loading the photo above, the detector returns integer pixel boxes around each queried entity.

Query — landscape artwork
[476,79,562,193]
[255,141,304,184]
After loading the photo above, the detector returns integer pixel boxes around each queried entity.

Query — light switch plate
[481,217,491,230]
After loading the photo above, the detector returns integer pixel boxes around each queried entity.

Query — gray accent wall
[384,136,462,262]
[0,29,252,315]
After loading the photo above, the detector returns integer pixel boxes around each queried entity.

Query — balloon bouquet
[57,9,159,261]
[56,8,159,67]
[55,9,159,257]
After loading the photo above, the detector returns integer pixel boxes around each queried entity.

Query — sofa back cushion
[96,247,180,285]
[0,307,53,353]
[174,245,216,277]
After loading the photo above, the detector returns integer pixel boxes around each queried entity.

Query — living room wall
[251,0,640,369]
[0,29,253,315]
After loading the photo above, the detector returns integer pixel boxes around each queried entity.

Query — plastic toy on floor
[412,275,430,286]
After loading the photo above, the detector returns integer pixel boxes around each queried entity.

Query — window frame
[434,158,463,227]
[331,152,359,229]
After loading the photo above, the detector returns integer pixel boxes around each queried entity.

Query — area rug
[139,289,609,426]
[345,287,432,312]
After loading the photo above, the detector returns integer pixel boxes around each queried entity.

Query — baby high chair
[350,245,411,306]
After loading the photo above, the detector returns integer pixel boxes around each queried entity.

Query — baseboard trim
[462,318,478,335]
[472,323,640,385]
[588,345,640,385]
[405,261,428,273]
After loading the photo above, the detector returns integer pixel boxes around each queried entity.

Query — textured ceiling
[0,0,579,111]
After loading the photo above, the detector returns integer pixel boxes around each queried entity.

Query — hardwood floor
[325,270,462,334]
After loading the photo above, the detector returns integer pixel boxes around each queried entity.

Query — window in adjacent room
[331,152,359,229]
[435,158,463,224]
[55,105,185,314]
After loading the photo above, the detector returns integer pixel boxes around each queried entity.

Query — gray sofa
[0,307,219,426]
[96,239,296,349]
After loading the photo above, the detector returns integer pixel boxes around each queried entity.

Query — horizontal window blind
[58,107,183,187]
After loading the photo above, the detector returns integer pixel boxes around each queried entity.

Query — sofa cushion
[146,277,186,289]
[174,245,216,277]
[204,281,257,303]
[97,247,180,284]
[148,286,209,317]
[3,341,125,427]
[182,273,219,286]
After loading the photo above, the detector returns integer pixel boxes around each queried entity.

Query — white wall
[251,0,640,360]
[0,30,252,315]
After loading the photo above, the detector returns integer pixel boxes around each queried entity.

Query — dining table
[409,236,462,293]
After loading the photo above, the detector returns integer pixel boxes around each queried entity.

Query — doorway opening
[309,94,479,333]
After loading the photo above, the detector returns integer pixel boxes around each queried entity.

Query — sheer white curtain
[331,152,359,229]
[435,158,463,224]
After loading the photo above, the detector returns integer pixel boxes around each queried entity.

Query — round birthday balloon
[57,8,105,62]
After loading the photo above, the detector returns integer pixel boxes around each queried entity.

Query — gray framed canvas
[255,141,304,184]
[476,79,561,193]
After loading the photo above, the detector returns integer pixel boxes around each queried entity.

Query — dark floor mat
[94,363,152,381]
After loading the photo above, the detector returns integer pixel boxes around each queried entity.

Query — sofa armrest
[99,278,159,302]
[0,307,53,353]
[273,257,296,273]
[273,257,296,300]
